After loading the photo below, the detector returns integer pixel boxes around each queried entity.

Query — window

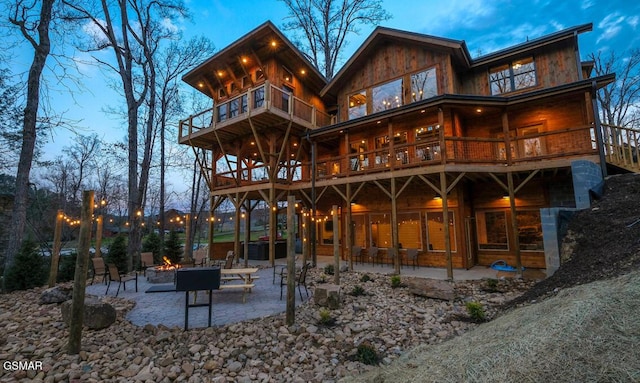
[348,90,367,120]
[398,213,422,249]
[229,82,238,94]
[476,211,508,250]
[218,87,227,99]
[415,125,441,161]
[410,68,437,102]
[255,68,265,82]
[241,76,250,89]
[489,57,536,95]
[253,86,265,108]
[518,125,544,158]
[282,66,293,83]
[426,212,456,251]
[517,210,543,251]
[228,97,239,118]
[350,140,369,171]
[372,78,403,113]
[352,215,368,248]
[321,218,340,245]
[216,103,228,122]
[370,213,391,248]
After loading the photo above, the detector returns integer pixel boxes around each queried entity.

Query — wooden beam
[440,172,453,280]
[507,172,522,276]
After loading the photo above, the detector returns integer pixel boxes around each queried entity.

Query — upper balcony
[179,81,334,149]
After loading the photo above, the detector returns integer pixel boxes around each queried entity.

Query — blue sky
[16,0,640,197]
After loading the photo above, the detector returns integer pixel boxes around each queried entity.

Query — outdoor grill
[175,267,221,330]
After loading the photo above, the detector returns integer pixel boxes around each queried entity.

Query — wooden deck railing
[601,123,640,171]
[179,81,333,142]
[209,124,600,188]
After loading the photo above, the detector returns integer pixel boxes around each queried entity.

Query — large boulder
[61,296,116,330]
[314,284,341,309]
[408,278,455,301]
[40,285,73,304]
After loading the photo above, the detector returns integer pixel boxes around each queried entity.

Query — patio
[85,257,499,330]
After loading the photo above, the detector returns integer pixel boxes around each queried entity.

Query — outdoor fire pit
[146,257,181,283]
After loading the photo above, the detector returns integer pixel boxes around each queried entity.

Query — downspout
[592,81,608,177]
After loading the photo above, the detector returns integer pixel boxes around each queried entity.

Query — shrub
[465,301,486,322]
[57,252,78,283]
[5,239,48,291]
[350,285,366,296]
[360,274,372,283]
[323,264,335,275]
[484,278,499,292]
[390,274,401,288]
[163,230,183,264]
[142,232,162,263]
[106,235,128,273]
[356,342,380,365]
[318,308,335,326]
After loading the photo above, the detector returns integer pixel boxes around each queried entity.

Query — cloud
[597,12,626,43]
[581,0,595,10]
[627,15,639,29]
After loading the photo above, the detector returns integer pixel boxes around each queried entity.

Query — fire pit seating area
[105,263,138,297]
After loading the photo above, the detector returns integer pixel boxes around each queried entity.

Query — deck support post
[440,172,453,280]
[391,177,400,275]
[332,204,340,284]
[507,172,523,276]
[346,183,353,271]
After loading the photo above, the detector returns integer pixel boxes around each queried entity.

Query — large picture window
[370,213,391,248]
[517,210,543,251]
[348,90,367,120]
[489,57,536,95]
[426,212,456,251]
[476,211,508,250]
[372,79,402,113]
[410,68,437,102]
[398,212,422,249]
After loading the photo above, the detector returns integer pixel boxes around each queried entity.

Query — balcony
[206,124,599,192]
[179,81,334,149]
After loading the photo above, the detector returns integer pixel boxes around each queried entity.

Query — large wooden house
[179,21,623,277]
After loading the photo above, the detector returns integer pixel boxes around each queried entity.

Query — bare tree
[4,0,55,275]
[63,0,188,271]
[280,0,391,79]
[590,49,640,128]
[63,133,100,205]
[156,37,214,245]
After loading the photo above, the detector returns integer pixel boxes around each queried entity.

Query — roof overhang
[310,73,615,139]
[182,21,327,97]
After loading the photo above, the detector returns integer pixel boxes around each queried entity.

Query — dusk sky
[6,0,639,198]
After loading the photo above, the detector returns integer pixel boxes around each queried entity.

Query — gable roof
[183,21,327,97]
[321,23,594,99]
[471,23,593,68]
[321,26,471,99]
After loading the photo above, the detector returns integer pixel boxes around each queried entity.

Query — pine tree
[163,230,183,264]
[106,235,128,273]
[5,238,48,291]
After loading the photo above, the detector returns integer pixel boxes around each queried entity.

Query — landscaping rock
[314,284,341,309]
[40,285,73,304]
[60,296,116,329]
[407,278,455,301]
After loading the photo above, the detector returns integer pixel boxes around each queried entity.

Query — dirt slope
[341,172,640,383]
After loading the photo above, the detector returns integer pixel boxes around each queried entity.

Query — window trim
[489,57,537,95]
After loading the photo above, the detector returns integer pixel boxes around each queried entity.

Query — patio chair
[91,257,108,285]
[367,247,379,266]
[223,251,234,269]
[405,248,419,269]
[193,247,209,267]
[140,252,157,276]
[387,247,399,268]
[106,263,138,297]
[352,246,363,264]
[280,262,310,300]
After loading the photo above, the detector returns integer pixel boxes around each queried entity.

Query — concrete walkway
[85,257,499,330]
